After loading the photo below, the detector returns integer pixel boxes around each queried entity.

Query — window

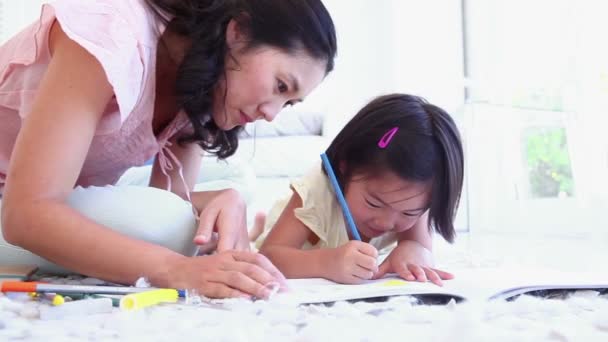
[464,0,608,232]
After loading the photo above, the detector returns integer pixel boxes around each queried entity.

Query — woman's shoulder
[47,0,162,126]
[50,0,162,48]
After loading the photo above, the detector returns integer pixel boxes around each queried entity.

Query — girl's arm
[396,211,432,250]
[373,211,453,285]
[258,193,335,279]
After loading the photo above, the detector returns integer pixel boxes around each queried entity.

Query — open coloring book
[272,267,608,305]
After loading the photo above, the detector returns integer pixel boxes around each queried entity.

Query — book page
[274,276,460,305]
[442,267,608,301]
[273,268,608,305]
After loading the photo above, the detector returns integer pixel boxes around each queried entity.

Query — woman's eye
[283,101,295,108]
[278,79,289,93]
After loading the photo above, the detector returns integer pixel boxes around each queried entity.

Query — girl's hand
[194,189,250,251]
[327,241,378,284]
[372,240,454,286]
[167,251,287,299]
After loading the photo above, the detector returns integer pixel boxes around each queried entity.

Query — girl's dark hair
[145,0,337,158]
[325,94,464,243]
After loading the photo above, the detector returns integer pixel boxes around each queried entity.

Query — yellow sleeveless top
[255,163,398,251]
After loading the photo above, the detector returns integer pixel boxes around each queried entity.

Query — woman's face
[212,20,327,130]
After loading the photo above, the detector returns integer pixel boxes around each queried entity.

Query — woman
[0,0,337,299]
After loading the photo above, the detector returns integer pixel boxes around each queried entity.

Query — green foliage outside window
[524,127,574,198]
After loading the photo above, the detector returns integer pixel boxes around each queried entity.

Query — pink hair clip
[378,127,399,148]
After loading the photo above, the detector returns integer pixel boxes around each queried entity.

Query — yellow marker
[120,289,179,311]
[52,294,65,306]
[382,279,408,287]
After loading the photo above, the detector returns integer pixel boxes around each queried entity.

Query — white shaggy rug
[1,232,608,341]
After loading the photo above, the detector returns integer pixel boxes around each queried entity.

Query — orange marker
[1,281,186,297]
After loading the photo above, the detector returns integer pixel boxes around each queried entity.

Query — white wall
[0,0,46,43]
[0,0,470,232]
[303,0,466,139]
[0,0,466,132]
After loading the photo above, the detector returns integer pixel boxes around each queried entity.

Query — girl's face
[211,20,327,130]
[344,171,432,241]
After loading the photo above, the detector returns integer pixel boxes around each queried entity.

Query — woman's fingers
[215,270,274,299]
[215,213,248,252]
[194,207,218,245]
[237,234,252,251]
[203,282,251,299]
[231,251,287,287]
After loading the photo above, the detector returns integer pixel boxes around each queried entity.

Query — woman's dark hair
[325,94,464,243]
[145,0,337,158]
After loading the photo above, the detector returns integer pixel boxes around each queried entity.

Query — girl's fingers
[372,260,391,279]
[433,268,455,280]
[408,264,427,283]
[352,265,375,280]
[393,262,416,281]
[355,242,379,258]
[423,267,443,286]
[356,254,378,273]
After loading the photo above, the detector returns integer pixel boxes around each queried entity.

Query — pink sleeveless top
[0,0,191,194]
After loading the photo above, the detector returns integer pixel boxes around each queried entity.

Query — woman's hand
[372,240,453,286]
[193,189,250,251]
[167,251,287,299]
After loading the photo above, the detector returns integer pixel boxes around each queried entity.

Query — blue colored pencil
[320,153,362,241]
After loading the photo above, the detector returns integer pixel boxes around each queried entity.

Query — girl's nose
[373,213,397,231]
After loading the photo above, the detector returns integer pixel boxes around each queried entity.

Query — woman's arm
[148,136,254,251]
[1,23,287,298]
[1,21,183,286]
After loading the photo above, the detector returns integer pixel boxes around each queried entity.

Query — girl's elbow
[258,243,279,260]
[258,244,271,256]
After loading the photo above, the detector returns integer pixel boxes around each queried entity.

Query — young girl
[257,94,464,285]
[0,0,336,299]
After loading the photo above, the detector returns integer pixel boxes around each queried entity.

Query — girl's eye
[365,199,381,208]
[402,212,418,217]
[283,101,295,108]
[278,79,289,93]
